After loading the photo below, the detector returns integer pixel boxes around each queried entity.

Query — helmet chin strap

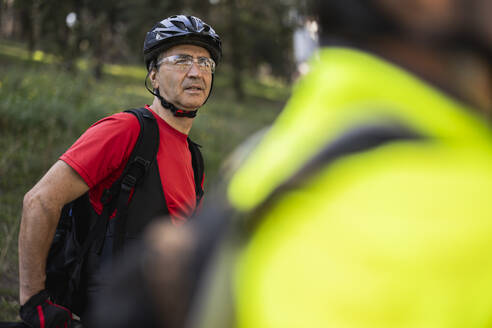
[155,89,198,118]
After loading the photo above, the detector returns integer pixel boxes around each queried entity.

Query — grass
[0,40,289,320]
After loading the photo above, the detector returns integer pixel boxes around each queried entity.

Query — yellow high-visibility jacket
[196,47,492,328]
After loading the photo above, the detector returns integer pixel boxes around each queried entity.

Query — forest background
[0,0,311,320]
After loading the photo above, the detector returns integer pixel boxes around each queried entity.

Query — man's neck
[367,37,492,113]
[149,98,194,135]
[370,38,458,94]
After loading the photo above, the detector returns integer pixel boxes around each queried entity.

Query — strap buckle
[133,156,150,170]
[120,157,151,192]
[121,175,137,192]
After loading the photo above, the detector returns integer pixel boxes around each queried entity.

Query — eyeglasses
[156,54,216,73]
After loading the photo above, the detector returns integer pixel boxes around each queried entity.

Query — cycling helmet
[143,15,222,71]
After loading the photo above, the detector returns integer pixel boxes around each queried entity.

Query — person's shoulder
[84,111,142,138]
[75,110,142,146]
[91,111,140,128]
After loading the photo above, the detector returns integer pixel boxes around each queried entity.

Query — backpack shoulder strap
[112,107,159,255]
[122,107,159,181]
[188,137,205,206]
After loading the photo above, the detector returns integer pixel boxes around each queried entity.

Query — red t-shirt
[60,106,200,224]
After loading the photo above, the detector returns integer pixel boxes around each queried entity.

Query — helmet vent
[171,20,187,30]
[188,16,197,30]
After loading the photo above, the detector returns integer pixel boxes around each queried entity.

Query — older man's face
[153,44,213,112]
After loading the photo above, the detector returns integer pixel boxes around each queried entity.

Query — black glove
[20,290,73,328]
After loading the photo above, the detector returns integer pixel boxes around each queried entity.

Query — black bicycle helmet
[143,15,222,71]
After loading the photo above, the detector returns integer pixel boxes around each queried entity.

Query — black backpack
[45,107,204,312]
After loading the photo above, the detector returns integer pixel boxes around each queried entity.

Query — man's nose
[186,61,202,76]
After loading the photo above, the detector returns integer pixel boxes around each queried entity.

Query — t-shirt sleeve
[60,112,140,188]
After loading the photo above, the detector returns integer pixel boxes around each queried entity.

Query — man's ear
[149,67,159,89]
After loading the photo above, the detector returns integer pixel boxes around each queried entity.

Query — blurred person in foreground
[18,15,221,327]
[89,0,492,327]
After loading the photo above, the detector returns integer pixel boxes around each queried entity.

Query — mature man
[88,0,492,327]
[18,14,221,327]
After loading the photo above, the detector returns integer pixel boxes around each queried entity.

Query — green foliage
[0,287,19,320]
[5,0,301,85]
[0,40,289,320]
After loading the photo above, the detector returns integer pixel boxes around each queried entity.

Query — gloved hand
[20,290,73,328]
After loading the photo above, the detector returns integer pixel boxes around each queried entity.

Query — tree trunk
[1,0,15,38]
[228,0,244,100]
[0,0,3,36]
